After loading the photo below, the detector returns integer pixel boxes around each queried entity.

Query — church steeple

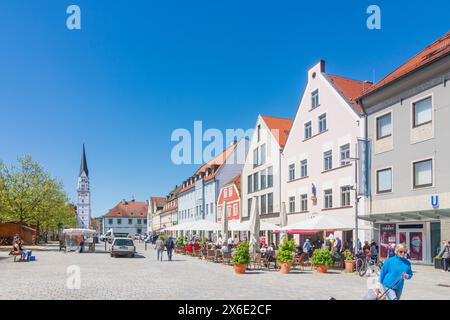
[79,143,89,177]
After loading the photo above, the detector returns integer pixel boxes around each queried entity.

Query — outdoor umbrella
[221,200,228,245]
[228,220,280,231]
[249,196,260,258]
[279,201,288,241]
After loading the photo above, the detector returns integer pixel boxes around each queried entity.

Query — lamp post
[348,157,361,254]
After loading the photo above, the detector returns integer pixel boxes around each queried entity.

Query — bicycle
[356,254,383,277]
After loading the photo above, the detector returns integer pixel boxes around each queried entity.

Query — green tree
[0,155,75,242]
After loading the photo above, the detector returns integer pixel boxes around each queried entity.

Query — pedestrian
[334,237,342,253]
[377,243,413,300]
[155,237,165,261]
[437,240,450,272]
[387,243,396,259]
[165,237,175,261]
[303,239,311,254]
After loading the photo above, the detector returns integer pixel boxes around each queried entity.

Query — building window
[318,114,327,133]
[248,175,253,193]
[268,166,273,187]
[268,193,273,213]
[253,147,259,168]
[247,198,252,217]
[289,164,295,181]
[341,186,351,207]
[233,203,238,217]
[226,205,231,217]
[304,122,312,139]
[324,189,333,209]
[289,196,295,213]
[413,159,433,188]
[144,219,147,224]
[261,194,267,215]
[128,219,132,225]
[261,143,266,165]
[376,113,392,140]
[224,188,228,198]
[413,97,432,127]
[229,187,233,197]
[261,169,267,189]
[324,150,333,171]
[301,159,308,177]
[311,89,319,109]
[300,194,308,212]
[137,219,142,225]
[108,219,113,225]
[206,203,209,215]
[253,172,259,191]
[377,168,392,193]
[257,124,261,142]
[117,219,122,225]
[340,144,350,166]
[211,203,214,214]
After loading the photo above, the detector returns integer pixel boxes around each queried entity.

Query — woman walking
[438,240,450,272]
[378,243,413,300]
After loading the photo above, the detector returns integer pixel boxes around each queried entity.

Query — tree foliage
[0,156,76,236]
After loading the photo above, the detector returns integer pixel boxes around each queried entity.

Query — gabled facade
[242,115,293,244]
[148,196,166,233]
[282,60,371,245]
[357,32,450,264]
[159,185,182,236]
[177,139,249,230]
[103,200,148,236]
[217,174,241,221]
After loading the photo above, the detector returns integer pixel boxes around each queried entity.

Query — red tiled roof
[260,115,293,149]
[177,142,238,194]
[326,74,372,113]
[223,174,241,194]
[360,31,450,96]
[104,201,148,218]
[151,197,166,205]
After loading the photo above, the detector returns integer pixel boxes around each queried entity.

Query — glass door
[397,227,425,263]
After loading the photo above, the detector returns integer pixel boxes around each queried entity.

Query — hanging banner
[357,138,371,196]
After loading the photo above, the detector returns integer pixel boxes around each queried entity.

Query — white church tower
[77,144,91,228]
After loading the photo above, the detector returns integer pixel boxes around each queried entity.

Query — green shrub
[176,236,184,245]
[276,239,296,264]
[343,249,354,261]
[311,248,334,267]
[231,242,250,265]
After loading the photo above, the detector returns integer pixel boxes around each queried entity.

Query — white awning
[281,214,354,231]
[228,220,281,231]
[164,220,220,231]
[63,228,97,236]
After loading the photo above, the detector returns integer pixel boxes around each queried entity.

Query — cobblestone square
[1,243,449,300]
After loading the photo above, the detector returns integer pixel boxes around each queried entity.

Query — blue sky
[0,0,448,217]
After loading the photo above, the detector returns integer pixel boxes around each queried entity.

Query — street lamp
[348,157,361,254]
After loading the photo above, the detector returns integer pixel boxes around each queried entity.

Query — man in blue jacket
[378,243,413,300]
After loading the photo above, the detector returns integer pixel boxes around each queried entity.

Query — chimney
[319,60,326,72]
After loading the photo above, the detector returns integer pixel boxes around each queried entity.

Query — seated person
[19,241,31,261]
[295,246,303,257]
[193,242,200,251]
[260,244,268,255]
[221,244,229,254]
[10,240,22,257]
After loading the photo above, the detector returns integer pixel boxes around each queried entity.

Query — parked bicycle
[355,254,383,277]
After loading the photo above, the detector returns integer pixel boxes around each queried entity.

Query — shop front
[360,209,450,265]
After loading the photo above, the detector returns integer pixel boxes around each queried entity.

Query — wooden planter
[316,265,328,273]
[233,264,247,274]
[345,260,355,273]
[279,262,292,274]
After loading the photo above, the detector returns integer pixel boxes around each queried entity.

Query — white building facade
[282,60,370,246]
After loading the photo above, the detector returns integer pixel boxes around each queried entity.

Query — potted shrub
[312,248,333,273]
[231,242,250,274]
[343,249,355,273]
[276,239,296,273]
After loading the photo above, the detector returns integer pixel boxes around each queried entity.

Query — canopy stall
[62,228,97,252]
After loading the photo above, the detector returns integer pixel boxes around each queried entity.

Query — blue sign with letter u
[431,195,439,208]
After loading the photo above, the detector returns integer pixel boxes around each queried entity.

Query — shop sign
[431,195,439,208]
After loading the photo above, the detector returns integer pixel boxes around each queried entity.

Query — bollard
[105,240,107,251]
[145,241,147,251]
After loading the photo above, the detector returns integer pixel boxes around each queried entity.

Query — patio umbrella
[280,201,288,241]
[228,220,280,231]
[249,196,260,258]
[221,200,228,245]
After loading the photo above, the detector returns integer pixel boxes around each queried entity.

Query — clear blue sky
[0,0,448,217]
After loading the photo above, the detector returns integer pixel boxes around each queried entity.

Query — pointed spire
[79,143,89,177]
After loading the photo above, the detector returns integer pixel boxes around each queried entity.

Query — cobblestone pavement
[1,243,449,300]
